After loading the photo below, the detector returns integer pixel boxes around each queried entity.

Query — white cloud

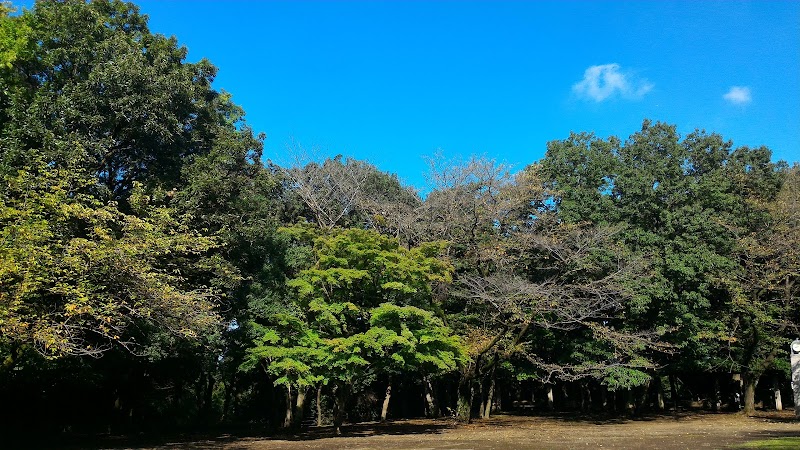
[572,63,653,102]
[723,86,751,105]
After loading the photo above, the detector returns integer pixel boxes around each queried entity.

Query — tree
[540,121,787,410]
[454,220,665,420]
[0,158,221,360]
[726,165,799,414]
[368,303,464,421]
[244,226,458,433]
[415,155,517,267]
[540,132,619,224]
[0,1,287,430]
[282,152,370,230]
[240,314,327,428]
[0,0,233,202]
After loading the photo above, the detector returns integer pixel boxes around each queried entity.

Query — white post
[791,339,800,418]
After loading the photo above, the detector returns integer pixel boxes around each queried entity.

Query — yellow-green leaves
[0,5,32,70]
[0,159,221,357]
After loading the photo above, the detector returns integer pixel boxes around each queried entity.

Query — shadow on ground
[24,419,454,450]
[11,410,799,450]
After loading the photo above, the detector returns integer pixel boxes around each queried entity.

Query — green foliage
[0,3,32,70]
[598,365,652,391]
[0,0,796,428]
[287,227,452,335]
[0,158,221,357]
[540,121,787,376]
[369,303,465,376]
[0,0,236,201]
[240,315,326,389]
[243,226,463,394]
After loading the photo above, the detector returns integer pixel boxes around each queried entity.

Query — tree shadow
[21,419,455,449]
[263,419,455,441]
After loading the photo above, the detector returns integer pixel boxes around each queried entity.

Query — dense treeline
[1,0,798,441]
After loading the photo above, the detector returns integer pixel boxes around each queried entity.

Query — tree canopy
[1,0,798,441]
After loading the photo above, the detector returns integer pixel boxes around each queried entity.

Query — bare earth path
[104,412,800,450]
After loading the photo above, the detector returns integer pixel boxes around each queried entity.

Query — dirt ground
[90,410,800,450]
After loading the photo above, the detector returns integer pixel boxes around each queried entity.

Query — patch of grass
[736,437,800,449]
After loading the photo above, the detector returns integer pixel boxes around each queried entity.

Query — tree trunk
[195,371,206,413]
[483,370,496,418]
[585,382,594,412]
[655,377,665,411]
[423,377,439,418]
[332,383,346,435]
[712,374,720,412]
[625,388,635,414]
[456,375,473,422]
[222,375,234,423]
[579,382,587,412]
[477,373,486,418]
[773,376,783,411]
[546,385,554,411]
[316,385,323,427]
[283,385,293,428]
[636,379,650,413]
[293,387,308,427]
[669,374,679,412]
[202,373,216,424]
[381,378,392,422]
[743,374,757,416]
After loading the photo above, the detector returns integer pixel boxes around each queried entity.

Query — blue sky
[26,1,800,189]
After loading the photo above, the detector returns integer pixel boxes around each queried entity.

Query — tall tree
[541,121,787,409]
[0,0,232,201]
[726,165,798,414]
[0,158,221,360]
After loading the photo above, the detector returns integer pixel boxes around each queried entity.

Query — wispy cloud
[723,86,751,105]
[572,63,653,102]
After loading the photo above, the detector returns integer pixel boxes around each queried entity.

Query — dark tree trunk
[625,388,635,414]
[332,383,346,435]
[195,371,206,413]
[478,377,486,419]
[423,377,439,418]
[585,382,594,412]
[456,375,473,423]
[669,374,679,412]
[743,373,758,416]
[222,374,235,423]
[636,380,650,413]
[201,373,216,424]
[494,383,502,412]
[712,375,720,412]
